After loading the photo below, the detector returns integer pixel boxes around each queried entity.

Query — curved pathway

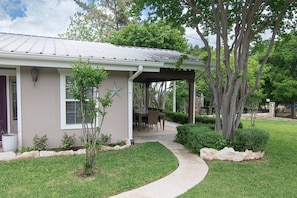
[110,140,209,198]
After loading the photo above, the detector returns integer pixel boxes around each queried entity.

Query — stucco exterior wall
[21,67,129,148]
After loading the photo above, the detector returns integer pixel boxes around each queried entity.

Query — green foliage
[107,21,188,52]
[163,110,188,124]
[232,128,270,152]
[176,124,226,154]
[33,134,48,151]
[97,134,112,146]
[132,0,296,143]
[176,124,198,144]
[60,0,131,41]
[70,59,113,175]
[61,133,76,150]
[164,110,242,128]
[263,33,297,107]
[20,147,33,153]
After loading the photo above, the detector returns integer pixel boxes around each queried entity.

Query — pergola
[133,68,196,123]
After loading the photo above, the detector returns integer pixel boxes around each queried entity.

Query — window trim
[60,71,82,129]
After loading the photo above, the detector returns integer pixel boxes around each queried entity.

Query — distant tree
[59,0,131,41]
[107,21,188,52]
[263,33,297,118]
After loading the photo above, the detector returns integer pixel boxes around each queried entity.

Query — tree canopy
[106,21,188,51]
[131,0,297,139]
[59,0,131,41]
[263,32,297,118]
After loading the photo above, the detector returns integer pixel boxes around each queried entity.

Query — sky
[0,0,207,46]
[0,0,83,37]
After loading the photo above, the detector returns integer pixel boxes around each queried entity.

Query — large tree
[263,32,297,118]
[132,0,296,139]
[59,0,131,41]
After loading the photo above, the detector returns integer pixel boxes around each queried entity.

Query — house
[0,32,206,149]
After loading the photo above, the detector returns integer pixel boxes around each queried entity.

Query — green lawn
[0,142,178,198]
[1,119,296,198]
[180,118,297,198]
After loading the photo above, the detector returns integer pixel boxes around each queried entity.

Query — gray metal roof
[0,32,202,66]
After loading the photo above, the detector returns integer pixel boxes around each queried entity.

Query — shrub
[164,110,242,128]
[187,126,226,153]
[176,123,226,154]
[20,147,33,153]
[232,128,270,152]
[33,134,48,151]
[176,124,198,144]
[61,133,76,150]
[164,110,188,124]
[97,134,112,146]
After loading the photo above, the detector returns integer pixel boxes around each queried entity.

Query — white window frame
[60,73,83,129]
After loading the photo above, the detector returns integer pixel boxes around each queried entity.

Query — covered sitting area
[132,68,196,132]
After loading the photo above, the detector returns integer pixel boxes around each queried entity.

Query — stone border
[200,147,265,162]
[0,145,130,162]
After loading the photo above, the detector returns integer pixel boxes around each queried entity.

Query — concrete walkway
[110,137,209,197]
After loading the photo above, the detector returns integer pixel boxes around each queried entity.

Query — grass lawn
[0,142,178,198]
[179,118,297,198]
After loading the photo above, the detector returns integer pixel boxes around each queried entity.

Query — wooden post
[188,79,194,123]
[145,82,150,110]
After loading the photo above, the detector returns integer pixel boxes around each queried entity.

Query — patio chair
[145,110,159,132]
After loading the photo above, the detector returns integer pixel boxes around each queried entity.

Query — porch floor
[133,121,180,143]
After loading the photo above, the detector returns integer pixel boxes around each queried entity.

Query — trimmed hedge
[232,128,270,152]
[164,110,242,128]
[176,124,226,154]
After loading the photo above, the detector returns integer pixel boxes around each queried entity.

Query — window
[60,72,92,129]
[60,73,82,129]
[65,76,82,124]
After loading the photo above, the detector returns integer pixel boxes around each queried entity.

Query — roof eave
[0,52,163,72]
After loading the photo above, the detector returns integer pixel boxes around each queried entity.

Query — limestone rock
[75,149,86,155]
[253,151,265,160]
[40,151,56,157]
[232,151,247,162]
[16,151,39,159]
[99,146,113,151]
[244,150,255,160]
[200,148,218,160]
[216,147,236,161]
[200,147,264,162]
[0,151,16,161]
[55,150,75,156]
[114,145,121,150]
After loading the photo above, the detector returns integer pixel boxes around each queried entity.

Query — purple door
[0,76,7,141]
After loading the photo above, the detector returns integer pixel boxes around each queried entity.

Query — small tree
[245,91,263,126]
[69,60,112,175]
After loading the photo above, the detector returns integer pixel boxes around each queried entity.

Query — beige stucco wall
[21,67,129,148]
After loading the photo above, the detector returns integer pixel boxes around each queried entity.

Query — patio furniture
[134,109,165,131]
[144,110,159,131]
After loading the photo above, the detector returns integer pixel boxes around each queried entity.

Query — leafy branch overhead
[132,0,297,139]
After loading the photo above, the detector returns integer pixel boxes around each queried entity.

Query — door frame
[0,76,7,141]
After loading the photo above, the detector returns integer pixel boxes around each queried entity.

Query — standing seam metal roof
[0,32,202,64]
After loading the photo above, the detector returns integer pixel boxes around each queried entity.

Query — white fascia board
[162,62,206,70]
[0,53,164,71]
